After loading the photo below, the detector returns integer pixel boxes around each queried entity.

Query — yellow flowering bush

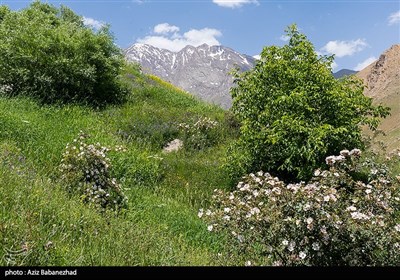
[201,149,400,265]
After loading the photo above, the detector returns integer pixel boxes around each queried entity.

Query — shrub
[0,1,127,106]
[226,24,389,182]
[178,117,219,150]
[201,149,400,266]
[223,110,240,133]
[59,131,128,210]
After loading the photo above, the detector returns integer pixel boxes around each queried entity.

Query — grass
[0,165,220,265]
[2,63,397,266]
[0,67,241,266]
[363,86,400,153]
[375,92,400,152]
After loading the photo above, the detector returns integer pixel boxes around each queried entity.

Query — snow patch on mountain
[124,43,255,108]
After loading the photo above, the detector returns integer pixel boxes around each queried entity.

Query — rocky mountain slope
[356,44,400,151]
[356,44,400,100]
[124,43,255,109]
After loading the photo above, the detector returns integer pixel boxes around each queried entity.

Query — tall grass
[0,67,242,266]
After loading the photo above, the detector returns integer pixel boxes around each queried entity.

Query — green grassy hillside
[0,64,245,266]
[1,62,397,267]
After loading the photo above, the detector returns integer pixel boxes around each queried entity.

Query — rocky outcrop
[356,44,400,151]
[356,44,400,100]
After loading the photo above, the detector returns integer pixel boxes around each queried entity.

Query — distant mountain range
[333,69,358,79]
[124,43,255,109]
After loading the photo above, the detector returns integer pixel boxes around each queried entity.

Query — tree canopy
[0,1,127,106]
[226,24,389,182]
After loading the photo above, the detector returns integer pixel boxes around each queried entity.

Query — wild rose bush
[200,149,400,266]
[178,117,219,150]
[59,131,128,210]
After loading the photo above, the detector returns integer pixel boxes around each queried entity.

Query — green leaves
[227,24,389,182]
[0,5,10,23]
[0,1,126,106]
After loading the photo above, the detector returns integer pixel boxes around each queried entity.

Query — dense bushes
[201,149,400,266]
[0,1,127,106]
[226,24,389,182]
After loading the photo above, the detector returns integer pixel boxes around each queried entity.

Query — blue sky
[2,0,400,71]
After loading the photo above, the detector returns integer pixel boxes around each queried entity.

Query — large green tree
[0,1,126,106]
[226,25,389,182]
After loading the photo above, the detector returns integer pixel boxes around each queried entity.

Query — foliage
[226,24,389,182]
[0,58,239,266]
[178,117,219,150]
[0,5,10,23]
[59,131,128,210]
[111,148,164,187]
[0,141,35,181]
[0,1,127,106]
[0,150,221,266]
[121,119,179,149]
[201,149,400,266]
[0,61,238,266]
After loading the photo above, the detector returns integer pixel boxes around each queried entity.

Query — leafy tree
[226,24,389,182]
[0,6,10,23]
[0,1,127,106]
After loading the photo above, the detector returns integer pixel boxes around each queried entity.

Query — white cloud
[154,23,180,34]
[253,54,261,60]
[137,24,222,52]
[388,10,400,25]
[354,56,377,71]
[83,17,104,30]
[280,35,289,42]
[212,0,259,9]
[320,39,367,58]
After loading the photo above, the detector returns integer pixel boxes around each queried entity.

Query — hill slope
[356,44,400,151]
[124,43,255,109]
[0,65,241,266]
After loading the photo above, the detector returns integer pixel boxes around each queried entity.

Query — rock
[163,139,183,153]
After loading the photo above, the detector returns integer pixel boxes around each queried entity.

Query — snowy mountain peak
[124,44,255,108]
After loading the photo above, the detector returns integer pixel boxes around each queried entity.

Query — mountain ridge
[356,44,400,100]
[356,44,400,151]
[124,43,255,109]
[333,69,357,79]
